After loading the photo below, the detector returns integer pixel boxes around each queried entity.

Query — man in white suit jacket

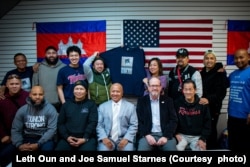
[96,83,138,151]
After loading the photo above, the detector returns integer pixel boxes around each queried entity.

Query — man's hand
[145,134,157,146]
[197,140,206,151]
[1,135,11,144]
[29,143,39,151]
[247,114,250,125]
[156,137,167,146]
[199,98,209,105]
[32,63,40,73]
[118,138,128,150]
[102,138,113,150]
[19,143,33,151]
[0,87,6,100]
[68,137,86,147]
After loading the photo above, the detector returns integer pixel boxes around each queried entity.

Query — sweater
[174,95,211,142]
[0,90,29,138]
[100,46,146,96]
[57,98,98,140]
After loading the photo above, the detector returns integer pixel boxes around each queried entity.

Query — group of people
[0,45,249,165]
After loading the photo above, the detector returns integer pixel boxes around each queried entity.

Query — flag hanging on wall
[123,20,213,71]
[36,20,106,64]
[227,20,250,65]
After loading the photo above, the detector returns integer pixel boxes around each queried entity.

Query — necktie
[111,103,119,142]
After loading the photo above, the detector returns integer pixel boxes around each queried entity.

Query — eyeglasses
[149,85,161,88]
[7,74,20,80]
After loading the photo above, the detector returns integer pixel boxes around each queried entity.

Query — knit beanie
[74,80,88,90]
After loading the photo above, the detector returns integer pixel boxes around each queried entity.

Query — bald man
[97,83,138,151]
[11,85,58,151]
[227,49,250,151]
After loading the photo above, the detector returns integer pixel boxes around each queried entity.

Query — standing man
[168,48,203,100]
[83,52,112,106]
[0,53,35,99]
[174,80,211,151]
[57,45,87,104]
[200,50,228,149]
[33,46,66,112]
[11,86,58,151]
[0,74,29,166]
[136,77,177,151]
[227,48,250,151]
[97,83,138,151]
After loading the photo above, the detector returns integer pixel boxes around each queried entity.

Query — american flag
[123,20,213,72]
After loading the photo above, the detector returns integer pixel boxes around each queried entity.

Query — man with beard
[136,77,178,151]
[11,85,58,151]
[32,46,66,112]
[168,48,203,100]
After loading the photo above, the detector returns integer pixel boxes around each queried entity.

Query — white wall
[0,0,250,130]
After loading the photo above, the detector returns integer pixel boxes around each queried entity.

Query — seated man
[174,80,211,151]
[11,86,58,151]
[96,83,138,151]
[136,77,177,151]
[55,80,98,151]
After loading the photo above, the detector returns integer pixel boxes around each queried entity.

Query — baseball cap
[176,48,189,57]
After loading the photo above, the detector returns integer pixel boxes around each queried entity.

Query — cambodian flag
[36,20,106,64]
[227,20,250,65]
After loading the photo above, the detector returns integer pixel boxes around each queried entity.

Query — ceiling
[0,0,21,19]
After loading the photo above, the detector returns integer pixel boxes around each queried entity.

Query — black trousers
[228,116,250,151]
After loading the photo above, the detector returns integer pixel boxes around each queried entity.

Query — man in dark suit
[136,77,178,151]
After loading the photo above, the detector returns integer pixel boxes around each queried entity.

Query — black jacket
[57,98,98,140]
[136,95,178,139]
[200,62,228,118]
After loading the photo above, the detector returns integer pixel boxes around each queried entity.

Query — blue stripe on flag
[36,20,106,33]
[228,20,250,31]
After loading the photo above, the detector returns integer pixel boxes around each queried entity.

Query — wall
[0,0,250,134]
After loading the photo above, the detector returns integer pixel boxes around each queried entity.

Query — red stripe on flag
[160,36,212,40]
[160,27,213,32]
[144,19,213,72]
[160,20,213,24]
[159,44,212,48]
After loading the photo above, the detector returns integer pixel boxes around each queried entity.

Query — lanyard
[177,67,182,84]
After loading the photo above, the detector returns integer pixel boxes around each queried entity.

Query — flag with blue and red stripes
[123,20,213,71]
[227,20,250,65]
[36,20,106,64]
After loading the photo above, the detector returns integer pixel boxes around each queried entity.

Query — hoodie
[32,58,66,104]
[11,97,58,148]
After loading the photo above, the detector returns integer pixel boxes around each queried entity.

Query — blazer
[136,95,178,139]
[96,99,138,143]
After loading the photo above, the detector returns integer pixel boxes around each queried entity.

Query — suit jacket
[96,99,138,142]
[136,95,178,139]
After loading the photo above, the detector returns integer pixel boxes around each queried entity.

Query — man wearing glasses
[136,77,178,151]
